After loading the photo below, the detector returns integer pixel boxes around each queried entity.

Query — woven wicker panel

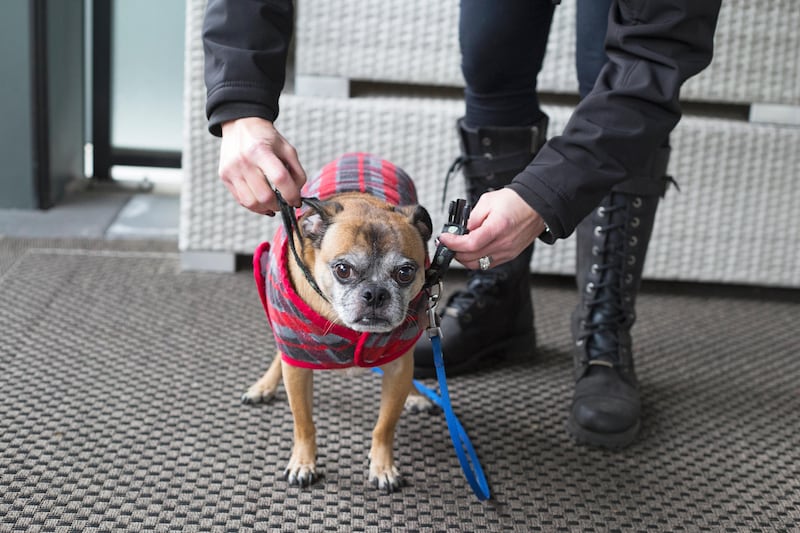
[649,117,800,286]
[682,1,800,105]
[2,238,799,531]
[295,0,800,105]
[294,0,572,93]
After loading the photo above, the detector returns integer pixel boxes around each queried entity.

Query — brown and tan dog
[244,154,433,492]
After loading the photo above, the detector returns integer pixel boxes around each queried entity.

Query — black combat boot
[414,116,547,379]
[567,191,660,448]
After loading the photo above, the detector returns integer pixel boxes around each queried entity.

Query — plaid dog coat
[253,153,427,369]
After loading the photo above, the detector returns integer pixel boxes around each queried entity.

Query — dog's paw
[240,384,277,405]
[404,391,435,414]
[368,462,403,493]
[284,460,318,488]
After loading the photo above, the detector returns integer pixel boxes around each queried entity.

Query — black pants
[461,0,611,127]
[460,0,668,194]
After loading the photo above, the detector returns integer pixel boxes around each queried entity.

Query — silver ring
[478,255,492,271]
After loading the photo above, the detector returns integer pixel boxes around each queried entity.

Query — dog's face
[299,193,432,333]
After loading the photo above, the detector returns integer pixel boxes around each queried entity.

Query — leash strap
[373,353,491,501]
[272,188,329,302]
[418,289,490,500]
[413,333,491,501]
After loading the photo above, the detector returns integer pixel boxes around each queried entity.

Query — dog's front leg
[370,352,414,492]
[282,361,318,486]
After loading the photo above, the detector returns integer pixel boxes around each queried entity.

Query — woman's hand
[218,117,307,215]
[438,188,547,270]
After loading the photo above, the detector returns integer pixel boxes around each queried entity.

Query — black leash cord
[273,188,329,302]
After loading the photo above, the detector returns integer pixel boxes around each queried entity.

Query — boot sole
[566,416,641,450]
[413,331,535,379]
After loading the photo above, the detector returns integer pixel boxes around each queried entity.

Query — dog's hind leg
[369,352,415,492]
[241,354,283,404]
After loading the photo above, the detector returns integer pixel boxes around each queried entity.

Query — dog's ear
[397,204,433,243]
[300,199,343,247]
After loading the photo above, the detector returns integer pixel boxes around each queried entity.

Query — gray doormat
[1,238,798,531]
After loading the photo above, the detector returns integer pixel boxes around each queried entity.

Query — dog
[244,153,434,492]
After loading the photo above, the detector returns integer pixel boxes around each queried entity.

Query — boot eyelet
[576,339,584,347]
[481,137,492,147]
[629,236,638,247]
[593,226,603,237]
[592,245,600,256]
[585,282,595,293]
[597,206,606,217]
[625,274,634,284]
[627,255,636,266]
[630,217,641,228]
[590,263,600,275]
[632,197,643,208]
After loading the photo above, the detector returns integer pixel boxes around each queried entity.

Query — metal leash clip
[425,282,443,339]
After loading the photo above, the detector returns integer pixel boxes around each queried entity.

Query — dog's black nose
[361,285,390,308]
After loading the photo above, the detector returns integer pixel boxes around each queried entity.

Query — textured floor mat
[1,238,798,531]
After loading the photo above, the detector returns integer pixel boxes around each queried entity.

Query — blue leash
[416,333,491,501]
[373,292,491,501]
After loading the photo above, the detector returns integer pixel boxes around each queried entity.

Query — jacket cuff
[207,101,279,137]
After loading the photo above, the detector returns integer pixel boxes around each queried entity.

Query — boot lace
[441,154,482,209]
[577,204,631,367]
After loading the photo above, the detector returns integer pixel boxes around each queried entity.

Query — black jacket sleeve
[202,0,294,137]
[507,0,722,243]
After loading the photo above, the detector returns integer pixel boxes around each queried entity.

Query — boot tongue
[446,270,505,315]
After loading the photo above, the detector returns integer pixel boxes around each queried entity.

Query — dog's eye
[333,263,354,280]
[393,265,417,285]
